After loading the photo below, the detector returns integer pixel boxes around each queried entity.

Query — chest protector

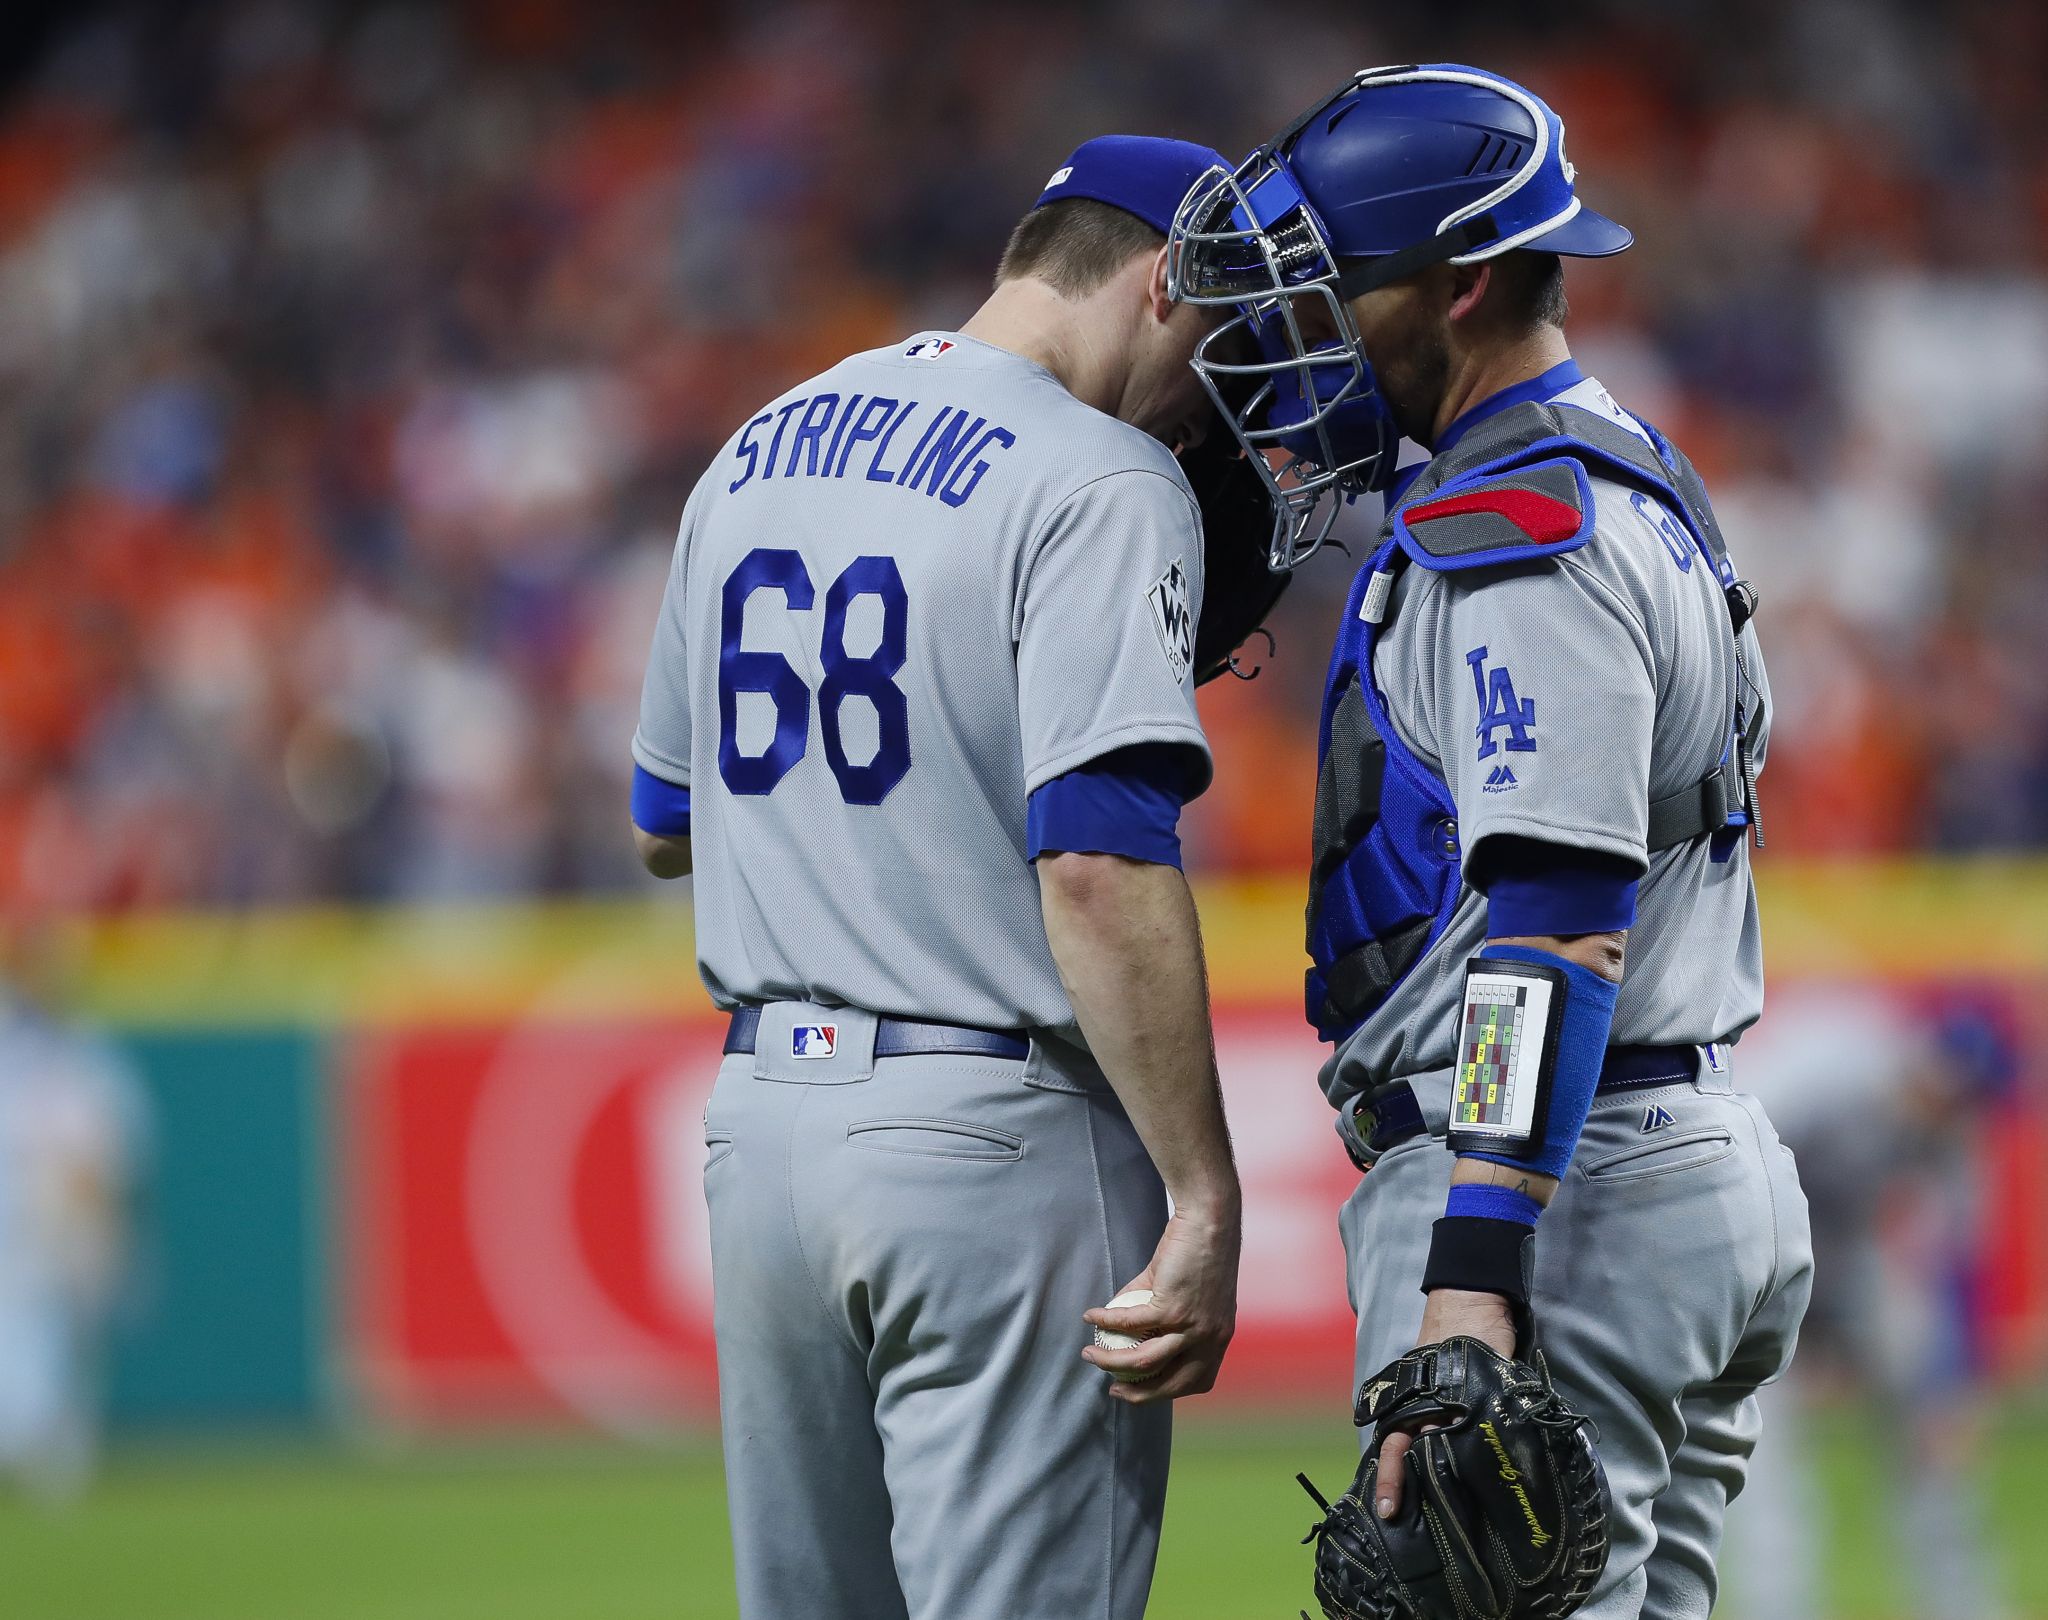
[1304,401,1762,1044]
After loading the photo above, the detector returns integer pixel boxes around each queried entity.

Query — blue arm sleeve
[1472,835,1639,937]
[1456,941,1620,1183]
[630,764,692,837]
[1026,743,1195,869]
[1444,1184,1544,1226]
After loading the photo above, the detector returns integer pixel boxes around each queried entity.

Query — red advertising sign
[341,1009,1360,1430]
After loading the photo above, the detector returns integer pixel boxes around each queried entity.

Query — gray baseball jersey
[1320,371,1772,1110]
[633,331,1211,1036]
[1327,372,1807,1620]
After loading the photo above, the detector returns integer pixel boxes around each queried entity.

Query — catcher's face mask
[1167,153,1399,572]
[1168,65,1634,572]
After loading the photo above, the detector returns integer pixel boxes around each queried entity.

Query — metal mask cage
[1169,156,1398,571]
[1166,64,1577,570]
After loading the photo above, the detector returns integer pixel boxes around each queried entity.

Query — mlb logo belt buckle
[790,1024,839,1059]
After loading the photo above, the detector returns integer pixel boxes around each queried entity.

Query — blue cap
[1033,135,1230,236]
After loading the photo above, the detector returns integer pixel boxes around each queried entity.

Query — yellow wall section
[54,860,2048,1029]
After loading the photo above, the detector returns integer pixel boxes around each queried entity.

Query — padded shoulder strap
[1390,455,1594,573]
[1391,399,1743,586]
[1433,400,1659,487]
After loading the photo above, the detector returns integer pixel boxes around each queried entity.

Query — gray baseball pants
[1341,1055,1813,1620]
[701,1003,1172,1620]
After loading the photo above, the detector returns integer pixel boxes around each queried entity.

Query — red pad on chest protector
[1404,485,1582,545]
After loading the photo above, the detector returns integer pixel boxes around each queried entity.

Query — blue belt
[1351,1043,1703,1165]
[724,1007,1030,1062]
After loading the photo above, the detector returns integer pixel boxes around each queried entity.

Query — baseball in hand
[1094,1289,1158,1382]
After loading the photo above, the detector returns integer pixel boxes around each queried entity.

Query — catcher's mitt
[1175,426,1290,685]
[1299,1337,1610,1620]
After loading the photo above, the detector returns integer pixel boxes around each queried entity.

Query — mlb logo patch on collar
[903,337,956,360]
[1392,457,1594,572]
[791,1024,839,1059]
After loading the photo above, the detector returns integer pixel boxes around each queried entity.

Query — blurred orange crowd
[0,0,2044,910]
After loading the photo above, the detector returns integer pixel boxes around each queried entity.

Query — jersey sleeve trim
[1464,816,1648,878]
[1024,720,1212,800]
[630,765,693,837]
[1026,745,1190,869]
[1476,843,1640,937]
[630,732,691,786]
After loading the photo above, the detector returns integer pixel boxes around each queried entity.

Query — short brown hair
[994,198,1165,296]
[1497,251,1568,331]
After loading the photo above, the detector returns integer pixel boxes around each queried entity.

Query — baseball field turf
[6,1407,2045,1619]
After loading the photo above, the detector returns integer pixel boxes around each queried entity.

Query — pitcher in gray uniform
[1168,66,1813,1619]
[631,135,1245,1620]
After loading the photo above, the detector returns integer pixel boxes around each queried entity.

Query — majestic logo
[1467,646,1536,759]
[1148,558,1194,683]
[1640,1103,1677,1134]
[1045,164,1073,188]
[1483,764,1520,794]
[902,337,956,361]
[791,1025,838,1059]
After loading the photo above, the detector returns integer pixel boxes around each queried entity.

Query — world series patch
[1448,966,1560,1149]
[1148,558,1193,684]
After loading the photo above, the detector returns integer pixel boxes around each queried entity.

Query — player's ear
[1447,261,1492,325]
[1147,243,1175,325]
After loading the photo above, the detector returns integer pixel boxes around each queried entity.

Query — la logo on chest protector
[1148,559,1193,683]
[1466,646,1537,760]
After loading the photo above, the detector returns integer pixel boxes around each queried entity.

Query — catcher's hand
[1299,1337,1611,1620]
[1376,1288,1518,1519]
[1174,426,1290,685]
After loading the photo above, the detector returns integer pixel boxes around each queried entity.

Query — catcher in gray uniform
[630,135,1282,1620]
[1168,65,1814,1619]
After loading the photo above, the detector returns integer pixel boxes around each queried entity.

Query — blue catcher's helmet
[1167,64,1634,569]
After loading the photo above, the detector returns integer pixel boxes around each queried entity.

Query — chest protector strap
[1303,402,1762,1044]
